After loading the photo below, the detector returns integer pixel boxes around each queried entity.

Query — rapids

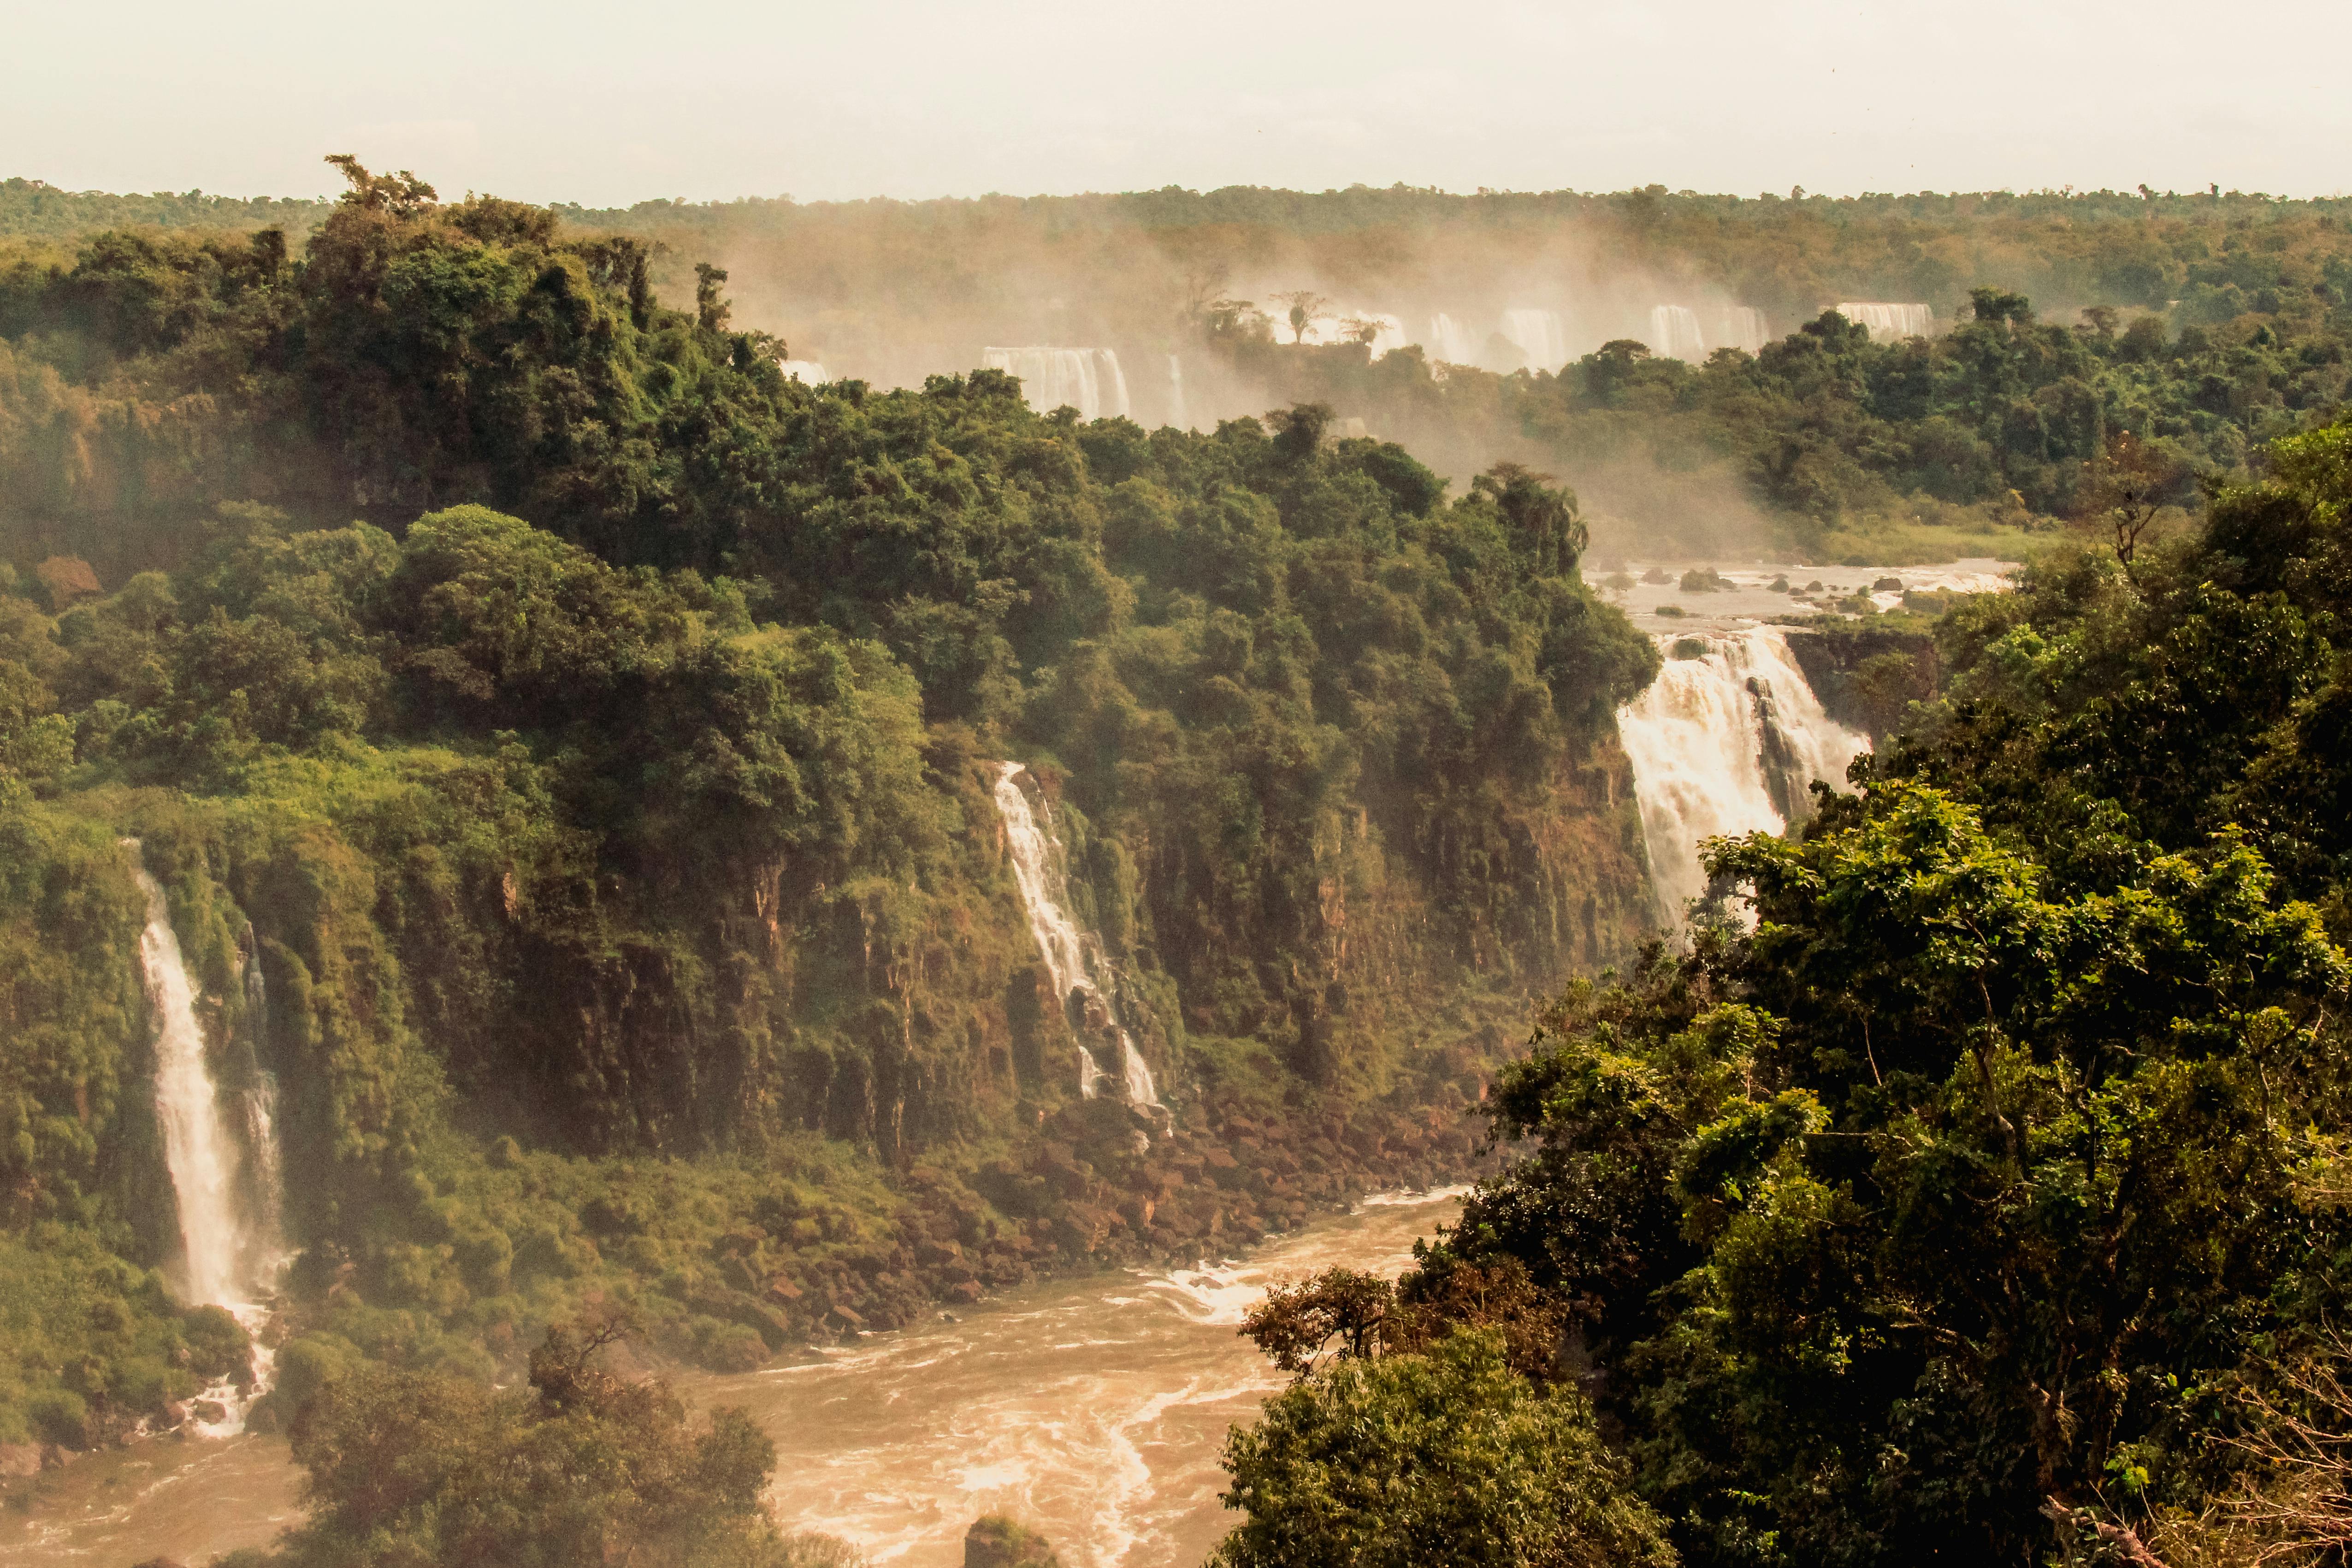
[3,1193,1464,1568]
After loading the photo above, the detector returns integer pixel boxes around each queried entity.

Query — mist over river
[5,1192,1463,1568]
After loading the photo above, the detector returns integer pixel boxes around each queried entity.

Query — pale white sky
[8,0,2348,205]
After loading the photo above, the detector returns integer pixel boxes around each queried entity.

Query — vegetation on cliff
[0,159,1655,1450]
[1223,416,2352,1564]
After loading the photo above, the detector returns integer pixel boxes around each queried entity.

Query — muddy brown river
[5,1190,1464,1568]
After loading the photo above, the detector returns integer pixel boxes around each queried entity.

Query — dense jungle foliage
[584,182,2352,560]
[0,160,1656,1454]
[12,172,2352,561]
[1211,417,2352,1565]
[1224,282,2352,563]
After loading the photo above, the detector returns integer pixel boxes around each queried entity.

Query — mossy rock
[964,1514,1061,1568]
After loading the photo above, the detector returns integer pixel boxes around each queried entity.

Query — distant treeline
[0,176,328,239]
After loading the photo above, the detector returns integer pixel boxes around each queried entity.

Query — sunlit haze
[8,0,2349,202]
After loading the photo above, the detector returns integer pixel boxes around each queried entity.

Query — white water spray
[1427,313,1479,364]
[983,348,1133,421]
[990,765,1164,1110]
[1649,304,1708,361]
[1833,302,1936,342]
[1616,630,1869,926]
[1166,355,1189,430]
[1499,308,1569,372]
[127,841,284,1433]
[777,358,830,385]
[1720,306,1770,355]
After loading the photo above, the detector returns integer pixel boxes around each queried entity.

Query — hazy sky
[9,0,2348,206]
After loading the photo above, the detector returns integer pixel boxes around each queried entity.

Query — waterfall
[983,348,1133,421]
[990,764,1164,1111]
[777,359,830,384]
[1833,302,1935,342]
[1499,308,1569,372]
[1649,305,1708,361]
[127,840,284,1433]
[1166,355,1189,430]
[1427,314,1478,364]
[1616,630,1869,926]
[1720,306,1770,355]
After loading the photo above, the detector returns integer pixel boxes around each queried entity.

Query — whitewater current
[6,1192,1464,1568]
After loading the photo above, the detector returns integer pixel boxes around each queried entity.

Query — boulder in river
[965,1514,1063,1568]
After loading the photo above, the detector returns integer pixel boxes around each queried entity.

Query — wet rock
[190,1401,229,1425]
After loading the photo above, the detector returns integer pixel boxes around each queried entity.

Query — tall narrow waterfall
[1499,308,1569,372]
[128,840,285,1432]
[1833,302,1935,342]
[1617,630,1869,925]
[990,765,1164,1111]
[983,348,1133,421]
[1649,305,1708,361]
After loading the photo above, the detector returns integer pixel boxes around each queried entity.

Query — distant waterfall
[1833,302,1935,342]
[1649,305,1708,361]
[127,840,284,1433]
[1427,313,1479,364]
[1166,355,1189,430]
[990,765,1164,1111]
[1720,306,1770,355]
[777,359,830,384]
[1616,631,1869,926]
[1499,308,1570,372]
[983,348,1133,421]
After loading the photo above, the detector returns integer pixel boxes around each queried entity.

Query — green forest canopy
[1205,419,2352,1566]
[0,159,1654,1454]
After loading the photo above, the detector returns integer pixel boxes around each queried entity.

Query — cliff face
[1,209,1672,1398]
[1783,621,1943,746]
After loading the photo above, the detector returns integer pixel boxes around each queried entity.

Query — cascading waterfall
[777,358,830,384]
[1616,630,1869,926]
[1499,308,1569,372]
[1649,304,1708,361]
[1719,306,1770,355]
[127,840,284,1434]
[1427,313,1478,364]
[1833,302,1935,342]
[990,764,1164,1111]
[982,347,1133,421]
